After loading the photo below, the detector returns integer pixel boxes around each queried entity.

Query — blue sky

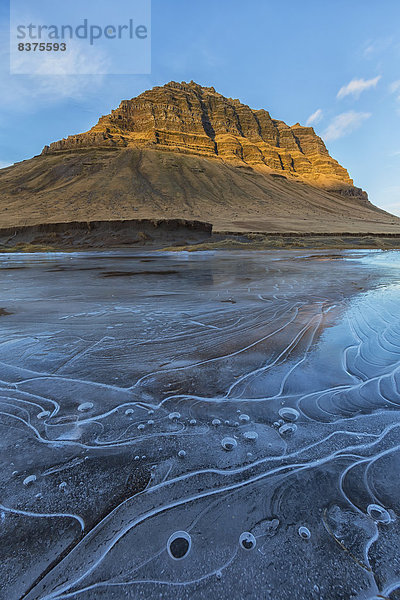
[1,0,400,214]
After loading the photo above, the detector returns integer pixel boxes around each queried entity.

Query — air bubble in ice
[23,475,37,486]
[138,424,145,430]
[278,407,300,422]
[239,414,250,423]
[168,412,181,421]
[78,402,93,412]
[243,431,258,441]
[167,531,191,560]
[239,531,256,550]
[125,408,134,415]
[178,450,186,459]
[212,418,221,426]
[279,423,297,436]
[189,419,197,426]
[298,526,311,539]
[147,420,154,426]
[367,504,391,523]
[221,437,237,451]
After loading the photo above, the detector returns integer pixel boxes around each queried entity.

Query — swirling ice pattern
[1,249,400,600]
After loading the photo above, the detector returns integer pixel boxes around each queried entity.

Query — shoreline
[3,236,400,253]
[1,219,400,253]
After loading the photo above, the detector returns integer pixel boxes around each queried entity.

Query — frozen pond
[1,249,400,600]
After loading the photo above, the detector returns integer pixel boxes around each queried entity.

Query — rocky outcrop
[0,219,212,248]
[42,81,353,191]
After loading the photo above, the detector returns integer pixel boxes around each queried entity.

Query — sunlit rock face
[44,80,354,189]
[1,249,400,599]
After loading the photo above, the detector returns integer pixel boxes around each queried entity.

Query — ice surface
[0,249,400,599]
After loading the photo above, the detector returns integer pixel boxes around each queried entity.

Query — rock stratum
[1,80,400,233]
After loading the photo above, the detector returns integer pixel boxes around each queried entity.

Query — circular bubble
[279,423,297,436]
[78,402,93,412]
[212,418,221,426]
[178,450,186,459]
[367,504,391,523]
[239,414,250,423]
[147,419,154,426]
[189,419,197,426]
[125,408,134,415]
[221,437,238,451]
[137,424,145,431]
[243,431,258,441]
[278,407,300,422]
[298,526,311,539]
[168,412,181,421]
[167,531,191,560]
[239,531,256,550]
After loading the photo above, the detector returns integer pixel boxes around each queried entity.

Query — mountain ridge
[42,80,356,194]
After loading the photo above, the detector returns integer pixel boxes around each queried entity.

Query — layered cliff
[43,81,354,193]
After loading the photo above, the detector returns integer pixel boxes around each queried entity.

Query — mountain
[1,80,399,233]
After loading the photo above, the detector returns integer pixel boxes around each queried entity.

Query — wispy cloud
[323,111,371,141]
[388,81,400,113]
[11,41,110,76]
[337,76,381,99]
[0,21,106,114]
[305,109,323,126]
[362,37,394,58]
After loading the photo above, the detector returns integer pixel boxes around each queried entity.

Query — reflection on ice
[0,249,400,599]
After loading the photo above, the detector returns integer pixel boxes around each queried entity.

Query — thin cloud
[306,109,323,126]
[337,76,381,99]
[362,37,394,58]
[0,20,106,114]
[323,111,371,141]
[0,50,106,113]
[389,80,400,94]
